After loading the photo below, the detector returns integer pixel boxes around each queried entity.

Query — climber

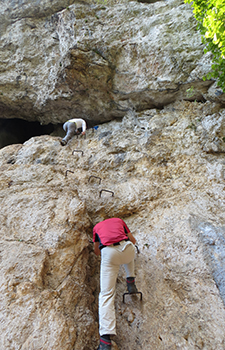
[93,217,138,350]
[61,118,87,146]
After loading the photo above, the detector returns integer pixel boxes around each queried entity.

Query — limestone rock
[1,0,225,125]
[1,100,225,349]
[0,143,99,350]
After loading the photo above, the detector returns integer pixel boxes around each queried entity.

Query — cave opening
[0,118,56,149]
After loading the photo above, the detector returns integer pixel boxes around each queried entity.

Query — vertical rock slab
[0,142,99,350]
[1,99,225,349]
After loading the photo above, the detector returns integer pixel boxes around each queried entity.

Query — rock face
[1,0,225,125]
[0,141,99,350]
[1,0,225,349]
[0,100,225,349]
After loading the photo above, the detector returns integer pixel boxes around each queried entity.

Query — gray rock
[0,0,225,126]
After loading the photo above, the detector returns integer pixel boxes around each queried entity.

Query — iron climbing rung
[99,189,114,197]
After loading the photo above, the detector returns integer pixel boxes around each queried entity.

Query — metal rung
[65,170,74,177]
[123,291,142,303]
[99,189,114,197]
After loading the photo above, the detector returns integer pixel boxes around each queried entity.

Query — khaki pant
[62,121,77,143]
[99,241,135,336]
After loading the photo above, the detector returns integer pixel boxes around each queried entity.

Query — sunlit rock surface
[0,0,225,125]
[0,100,225,349]
[0,142,99,350]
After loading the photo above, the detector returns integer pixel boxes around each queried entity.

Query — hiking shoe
[126,277,138,294]
[97,345,111,350]
[61,139,67,146]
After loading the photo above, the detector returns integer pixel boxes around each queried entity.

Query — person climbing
[93,217,138,350]
[61,118,87,146]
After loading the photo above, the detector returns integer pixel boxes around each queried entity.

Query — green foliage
[185,0,225,92]
[186,86,195,98]
[96,0,108,5]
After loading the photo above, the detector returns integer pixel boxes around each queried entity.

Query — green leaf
[186,0,225,92]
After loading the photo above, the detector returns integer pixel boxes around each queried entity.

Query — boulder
[0,0,225,125]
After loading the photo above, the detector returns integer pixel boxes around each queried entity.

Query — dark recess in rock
[0,118,55,149]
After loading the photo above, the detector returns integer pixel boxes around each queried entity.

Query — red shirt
[93,218,130,247]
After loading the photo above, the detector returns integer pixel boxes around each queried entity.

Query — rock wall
[0,0,225,125]
[0,99,225,349]
[1,0,225,349]
[0,141,99,350]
